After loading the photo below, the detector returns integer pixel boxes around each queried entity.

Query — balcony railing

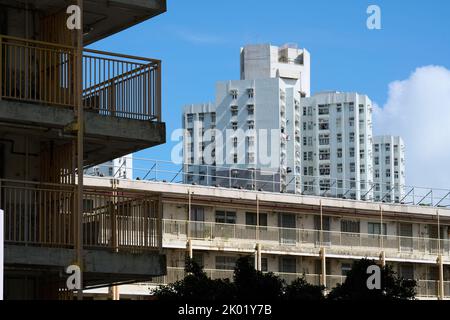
[0,179,161,251]
[162,219,450,259]
[0,35,161,121]
[148,267,449,299]
[86,157,450,208]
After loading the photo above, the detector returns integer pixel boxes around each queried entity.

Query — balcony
[1,178,165,285]
[0,35,161,121]
[0,35,165,166]
[162,219,450,263]
[148,267,449,299]
[0,178,161,250]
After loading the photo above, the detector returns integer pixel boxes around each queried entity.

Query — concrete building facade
[373,136,406,203]
[85,155,133,179]
[300,92,374,200]
[82,178,450,300]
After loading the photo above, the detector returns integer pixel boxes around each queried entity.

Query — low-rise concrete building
[83,177,450,300]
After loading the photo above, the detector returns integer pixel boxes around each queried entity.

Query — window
[349,117,354,126]
[374,144,379,152]
[231,109,238,116]
[211,113,216,123]
[319,149,330,160]
[230,90,238,100]
[349,132,355,142]
[232,122,238,130]
[279,257,296,273]
[319,134,329,145]
[341,220,360,233]
[233,153,238,164]
[359,104,365,114]
[216,256,237,270]
[337,163,343,173]
[337,133,342,143]
[247,136,255,147]
[199,113,205,121]
[385,156,390,165]
[350,162,355,173]
[337,148,343,158]
[385,143,391,152]
[319,164,330,176]
[187,113,194,122]
[192,251,204,268]
[247,88,254,98]
[245,212,268,228]
[360,164,365,174]
[374,156,379,165]
[368,222,387,236]
[216,211,237,224]
[318,105,329,115]
[349,147,355,157]
[359,134,365,144]
[319,120,329,130]
[394,158,399,166]
[375,169,380,178]
[386,169,391,177]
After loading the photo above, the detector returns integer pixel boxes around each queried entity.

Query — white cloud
[373,66,450,189]
[170,27,225,45]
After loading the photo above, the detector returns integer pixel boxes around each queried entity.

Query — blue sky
[89,0,450,188]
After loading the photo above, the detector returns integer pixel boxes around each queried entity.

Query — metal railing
[0,35,161,121]
[0,179,161,251]
[149,267,448,299]
[162,219,450,258]
[86,157,450,209]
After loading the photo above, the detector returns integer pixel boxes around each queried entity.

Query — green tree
[233,256,284,300]
[153,258,235,301]
[284,277,325,301]
[327,259,416,301]
[153,256,325,301]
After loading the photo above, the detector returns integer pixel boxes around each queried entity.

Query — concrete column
[187,239,193,259]
[109,286,120,300]
[320,248,327,289]
[379,251,386,267]
[255,244,262,271]
[438,255,444,300]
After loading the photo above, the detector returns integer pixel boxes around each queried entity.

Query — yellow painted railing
[0,179,162,251]
[0,35,161,121]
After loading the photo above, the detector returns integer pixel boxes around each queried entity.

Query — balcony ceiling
[1,0,166,44]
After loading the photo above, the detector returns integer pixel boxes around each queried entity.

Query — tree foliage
[327,259,416,301]
[153,257,416,301]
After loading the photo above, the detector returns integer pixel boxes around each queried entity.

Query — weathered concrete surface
[0,100,166,166]
[0,0,166,45]
[5,245,166,277]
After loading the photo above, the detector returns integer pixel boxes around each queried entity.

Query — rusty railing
[0,179,161,251]
[0,35,161,121]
